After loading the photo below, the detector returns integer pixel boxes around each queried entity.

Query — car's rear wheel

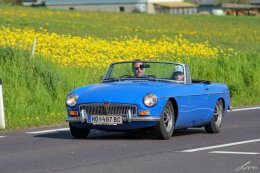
[154,101,175,140]
[204,99,224,133]
[69,123,90,139]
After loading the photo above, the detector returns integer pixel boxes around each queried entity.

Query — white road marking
[26,128,69,134]
[0,136,5,138]
[180,138,260,152]
[209,151,259,155]
[231,106,260,112]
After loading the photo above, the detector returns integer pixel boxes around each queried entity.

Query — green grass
[0,47,104,129]
[0,6,259,129]
[0,47,66,129]
[188,54,260,106]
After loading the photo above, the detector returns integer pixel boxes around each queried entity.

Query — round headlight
[144,93,157,107]
[66,93,78,107]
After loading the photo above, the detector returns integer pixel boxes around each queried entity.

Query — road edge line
[179,138,260,152]
[26,128,69,134]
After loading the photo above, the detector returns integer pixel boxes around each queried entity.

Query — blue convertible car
[66,60,231,140]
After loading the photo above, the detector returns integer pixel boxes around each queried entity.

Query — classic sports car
[66,60,231,140]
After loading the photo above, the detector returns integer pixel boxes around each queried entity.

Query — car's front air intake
[79,104,137,116]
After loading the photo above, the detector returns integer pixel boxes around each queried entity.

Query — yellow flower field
[0,27,232,68]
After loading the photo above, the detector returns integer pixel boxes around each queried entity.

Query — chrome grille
[79,104,137,116]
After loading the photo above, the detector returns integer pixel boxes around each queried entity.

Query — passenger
[173,65,184,81]
[132,60,145,77]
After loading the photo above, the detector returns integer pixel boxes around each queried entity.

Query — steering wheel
[120,75,132,78]
[147,75,157,78]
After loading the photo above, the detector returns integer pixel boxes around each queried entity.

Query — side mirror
[144,64,150,68]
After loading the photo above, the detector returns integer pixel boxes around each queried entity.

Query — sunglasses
[174,72,183,75]
[134,65,144,70]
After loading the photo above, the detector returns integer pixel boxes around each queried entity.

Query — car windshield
[103,61,185,83]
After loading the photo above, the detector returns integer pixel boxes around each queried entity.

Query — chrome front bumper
[66,110,160,123]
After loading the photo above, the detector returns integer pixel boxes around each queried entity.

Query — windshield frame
[102,61,190,84]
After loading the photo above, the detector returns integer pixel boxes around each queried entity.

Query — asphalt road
[0,107,259,173]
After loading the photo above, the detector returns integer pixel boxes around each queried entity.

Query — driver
[172,65,184,81]
[132,60,145,77]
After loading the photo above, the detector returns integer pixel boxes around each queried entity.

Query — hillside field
[0,6,259,129]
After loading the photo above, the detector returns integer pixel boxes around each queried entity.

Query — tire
[204,99,224,133]
[69,123,90,139]
[154,101,175,140]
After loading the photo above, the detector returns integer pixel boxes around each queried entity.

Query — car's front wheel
[154,101,175,140]
[69,123,90,139]
[204,99,224,133]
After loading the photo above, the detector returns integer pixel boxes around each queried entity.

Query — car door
[188,82,212,126]
[176,82,212,128]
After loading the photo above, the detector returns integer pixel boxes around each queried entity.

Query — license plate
[87,115,123,125]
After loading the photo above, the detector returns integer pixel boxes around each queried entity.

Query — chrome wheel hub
[163,105,173,132]
[214,102,223,127]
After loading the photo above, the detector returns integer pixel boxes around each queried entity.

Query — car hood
[72,81,171,104]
